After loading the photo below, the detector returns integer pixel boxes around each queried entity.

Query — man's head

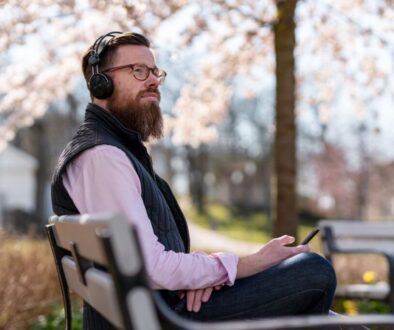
[81,32,166,141]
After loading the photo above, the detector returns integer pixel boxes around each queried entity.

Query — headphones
[87,31,122,99]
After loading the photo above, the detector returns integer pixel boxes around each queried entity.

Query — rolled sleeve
[211,252,239,286]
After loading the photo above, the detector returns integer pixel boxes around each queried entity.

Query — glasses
[103,63,167,85]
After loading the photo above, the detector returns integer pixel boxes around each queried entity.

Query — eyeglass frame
[102,63,167,85]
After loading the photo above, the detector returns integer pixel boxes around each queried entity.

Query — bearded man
[51,32,336,329]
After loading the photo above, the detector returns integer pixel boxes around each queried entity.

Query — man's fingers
[186,286,222,312]
[202,287,213,302]
[295,244,310,253]
[186,290,196,312]
[193,289,204,312]
[286,244,310,257]
[276,235,295,245]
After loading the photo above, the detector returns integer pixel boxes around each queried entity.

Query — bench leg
[389,292,394,313]
[47,225,72,330]
[385,255,394,314]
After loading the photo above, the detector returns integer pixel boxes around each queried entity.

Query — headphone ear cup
[88,73,114,99]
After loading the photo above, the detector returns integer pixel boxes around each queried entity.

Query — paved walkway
[188,221,262,256]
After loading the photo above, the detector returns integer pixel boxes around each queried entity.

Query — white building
[0,144,38,226]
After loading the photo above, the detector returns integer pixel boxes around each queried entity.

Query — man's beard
[107,88,163,142]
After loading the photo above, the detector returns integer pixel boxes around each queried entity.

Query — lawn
[184,202,321,250]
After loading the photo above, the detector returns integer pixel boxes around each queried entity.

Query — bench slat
[55,221,108,265]
[54,214,142,276]
[334,240,394,255]
[320,220,394,239]
[62,256,124,329]
[336,282,390,300]
[126,288,160,330]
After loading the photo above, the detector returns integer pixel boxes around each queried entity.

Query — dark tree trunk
[357,123,369,220]
[272,0,298,239]
[33,120,48,233]
[186,145,207,214]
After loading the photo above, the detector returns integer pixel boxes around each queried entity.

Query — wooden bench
[319,220,394,311]
[46,214,394,330]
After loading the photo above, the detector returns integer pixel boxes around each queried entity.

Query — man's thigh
[178,252,336,321]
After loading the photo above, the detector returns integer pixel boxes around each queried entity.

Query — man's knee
[294,252,337,291]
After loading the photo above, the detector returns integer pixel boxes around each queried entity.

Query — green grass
[185,203,271,243]
[334,299,390,315]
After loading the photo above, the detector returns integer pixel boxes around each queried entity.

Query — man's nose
[144,71,160,88]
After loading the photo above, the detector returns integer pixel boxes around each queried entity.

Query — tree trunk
[186,145,207,214]
[33,120,47,233]
[272,0,298,239]
[357,123,369,220]
[66,94,79,136]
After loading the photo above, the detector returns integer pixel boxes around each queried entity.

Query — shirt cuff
[211,252,239,286]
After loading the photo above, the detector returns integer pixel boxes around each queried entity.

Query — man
[51,32,336,329]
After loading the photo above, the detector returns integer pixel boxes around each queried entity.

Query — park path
[187,221,262,256]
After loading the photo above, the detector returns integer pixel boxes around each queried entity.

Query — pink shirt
[62,145,238,290]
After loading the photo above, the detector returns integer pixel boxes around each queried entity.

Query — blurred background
[0,0,393,329]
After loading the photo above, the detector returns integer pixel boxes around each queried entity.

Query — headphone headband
[89,31,122,69]
[92,32,122,57]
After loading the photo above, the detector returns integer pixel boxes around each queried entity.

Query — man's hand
[236,235,310,279]
[179,285,223,312]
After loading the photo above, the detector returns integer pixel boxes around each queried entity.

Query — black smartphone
[301,228,320,245]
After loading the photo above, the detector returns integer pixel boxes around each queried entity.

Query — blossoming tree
[1,0,393,237]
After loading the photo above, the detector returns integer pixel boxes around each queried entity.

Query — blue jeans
[176,252,336,321]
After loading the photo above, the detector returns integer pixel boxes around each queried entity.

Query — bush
[31,304,82,330]
[0,230,61,329]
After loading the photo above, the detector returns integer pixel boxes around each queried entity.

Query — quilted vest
[51,103,190,253]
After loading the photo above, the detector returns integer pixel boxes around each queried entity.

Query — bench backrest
[46,213,160,330]
[319,220,394,239]
[319,220,394,258]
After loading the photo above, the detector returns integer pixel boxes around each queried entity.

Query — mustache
[139,87,160,98]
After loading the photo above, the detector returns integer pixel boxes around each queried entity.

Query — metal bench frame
[47,214,394,329]
[319,220,394,312]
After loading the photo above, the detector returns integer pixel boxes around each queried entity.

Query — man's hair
[81,32,150,87]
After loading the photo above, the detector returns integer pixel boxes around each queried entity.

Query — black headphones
[87,31,122,99]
